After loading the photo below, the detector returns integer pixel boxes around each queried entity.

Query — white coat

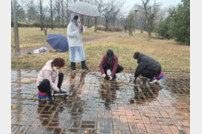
[67,13,86,62]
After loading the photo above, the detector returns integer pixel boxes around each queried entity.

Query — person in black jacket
[133,52,162,83]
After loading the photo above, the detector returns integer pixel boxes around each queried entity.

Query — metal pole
[12,0,20,56]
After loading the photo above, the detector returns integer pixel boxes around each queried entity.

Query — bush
[156,0,190,44]
[97,25,123,32]
[11,21,67,28]
[155,18,171,40]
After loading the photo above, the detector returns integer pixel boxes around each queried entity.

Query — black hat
[73,15,78,20]
[133,52,140,59]
[107,49,114,61]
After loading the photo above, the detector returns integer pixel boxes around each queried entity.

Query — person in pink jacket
[36,58,65,103]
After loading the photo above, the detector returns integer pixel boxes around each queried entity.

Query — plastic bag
[33,47,47,54]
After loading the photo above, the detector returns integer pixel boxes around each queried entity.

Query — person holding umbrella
[67,13,89,71]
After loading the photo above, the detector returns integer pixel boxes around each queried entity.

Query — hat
[73,15,78,20]
[107,49,114,61]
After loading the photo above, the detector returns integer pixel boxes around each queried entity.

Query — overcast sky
[122,0,182,16]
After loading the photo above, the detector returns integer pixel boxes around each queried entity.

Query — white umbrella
[67,1,100,18]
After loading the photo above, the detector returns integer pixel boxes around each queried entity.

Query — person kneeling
[100,49,124,80]
[36,58,66,103]
[133,52,164,83]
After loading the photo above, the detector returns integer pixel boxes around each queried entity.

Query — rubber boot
[47,92,53,103]
[81,60,89,70]
[71,62,76,70]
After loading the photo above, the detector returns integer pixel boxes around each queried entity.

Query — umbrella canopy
[67,1,100,17]
[46,34,69,52]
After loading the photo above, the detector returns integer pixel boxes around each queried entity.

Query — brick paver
[11,70,190,134]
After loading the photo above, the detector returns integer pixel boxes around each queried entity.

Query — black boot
[81,60,89,70]
[71,62,76,70]
[47,93,54,103]
[47,97,53,103]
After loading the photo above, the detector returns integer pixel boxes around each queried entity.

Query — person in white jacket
[67,13,89,71]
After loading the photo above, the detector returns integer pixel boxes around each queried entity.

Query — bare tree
[126,11,135,35]
[48,0,54,29]
[39,0,44,31]
[42,5,51,35]
[101,0,124,31]
[111,1,124,29]
[12,0,20,56]
[102,1,115,31]
[93,0,105,32]
[137,0,160,39]
[11,1,26,22]
[61,0,65,25]
[56,0,61,24]
[65,0,70,23]
[20,0,38,22]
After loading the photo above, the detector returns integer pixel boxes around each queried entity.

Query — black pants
[141,69,160,79]
[38,73,64,98]
[103,63,124,76]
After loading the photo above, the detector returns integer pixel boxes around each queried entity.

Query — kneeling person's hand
[133,77,137,82]
[102,74,106,78]
[109,76,113,80]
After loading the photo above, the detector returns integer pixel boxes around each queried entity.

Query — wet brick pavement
[11,70,190,134]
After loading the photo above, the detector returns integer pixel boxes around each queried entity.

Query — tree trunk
[44,28,48,36]
[81,15,84,24]
[50,0,54,29]
[57,0,61,24]
[87,17,90,28]
[113,20,116,29]
[66,0,69,24]
[94,18,97,32]
[140,19,143,33]
[148,31,151,40]
[105,19,109,31]
[12,0,20,56]
[40,0,43,31]
[112,18,116,29]
[61,0,64,25]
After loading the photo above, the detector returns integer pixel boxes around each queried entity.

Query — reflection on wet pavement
[11,70,190,134]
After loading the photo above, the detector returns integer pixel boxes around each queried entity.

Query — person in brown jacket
[99,49,124,80]
[36,58,66,103]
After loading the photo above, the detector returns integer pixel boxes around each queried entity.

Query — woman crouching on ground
[36,57,66,103]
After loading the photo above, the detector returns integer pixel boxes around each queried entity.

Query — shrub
[97,25,123,32]
[11,22,67,28]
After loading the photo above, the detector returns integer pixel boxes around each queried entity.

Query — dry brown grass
[11,27,120,49]
[12,30,190,72]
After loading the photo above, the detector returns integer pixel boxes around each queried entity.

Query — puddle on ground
[11,69,190,134]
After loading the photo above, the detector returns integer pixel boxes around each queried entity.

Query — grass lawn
[11,27,120,49]
[12,30,190,73]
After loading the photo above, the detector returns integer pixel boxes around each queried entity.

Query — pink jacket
[36,60,59,91]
